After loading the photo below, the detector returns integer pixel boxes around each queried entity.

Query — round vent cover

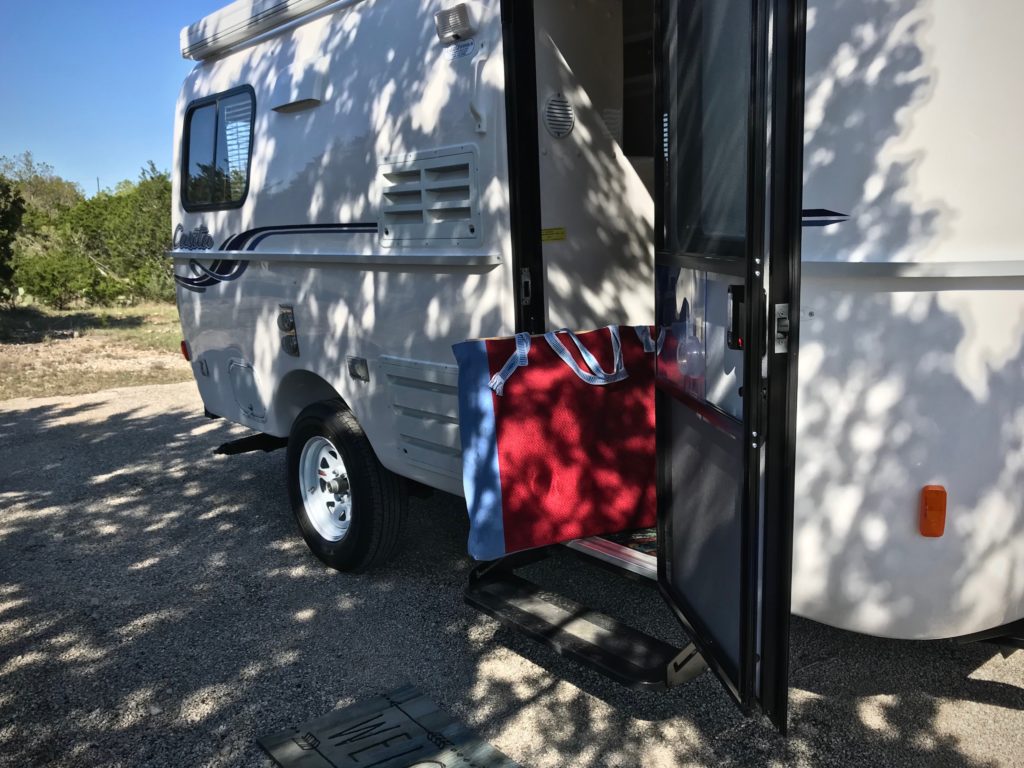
[543,94,575,139]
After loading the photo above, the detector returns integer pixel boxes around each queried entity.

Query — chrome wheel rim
[299,436,352,542]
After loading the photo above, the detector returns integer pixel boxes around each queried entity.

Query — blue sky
[0,0,227,195]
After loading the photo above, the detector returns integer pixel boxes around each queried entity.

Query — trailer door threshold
[564,533,658,581]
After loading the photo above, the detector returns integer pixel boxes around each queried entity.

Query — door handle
[727,285,746,351]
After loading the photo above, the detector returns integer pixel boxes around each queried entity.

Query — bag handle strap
[488,332,532,396]
[543,325,629,386]
[633,325,666,355]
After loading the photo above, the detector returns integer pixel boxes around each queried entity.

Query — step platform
[465,553,706,691]
[258,685,520,768]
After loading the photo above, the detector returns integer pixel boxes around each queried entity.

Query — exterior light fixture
[435,4,475,43]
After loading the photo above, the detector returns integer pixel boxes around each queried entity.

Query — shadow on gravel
[0,307,148,345]
[0,392,1021,768]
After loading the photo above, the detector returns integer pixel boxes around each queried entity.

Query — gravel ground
[0,382,1022,767]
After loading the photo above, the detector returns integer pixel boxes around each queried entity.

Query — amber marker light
[919,485,947,537]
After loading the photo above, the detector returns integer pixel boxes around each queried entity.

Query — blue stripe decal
[226,222,379,251]
[248,225,377,249]
[453,339,507,561]
[174,222,378,293]
[802,208,849,228]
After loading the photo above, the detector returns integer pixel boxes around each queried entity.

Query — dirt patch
[0,335,191,400]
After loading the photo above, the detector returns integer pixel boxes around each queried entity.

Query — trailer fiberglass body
[172,0,1024,730]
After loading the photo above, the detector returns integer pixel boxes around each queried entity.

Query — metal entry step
[465,561,705,690]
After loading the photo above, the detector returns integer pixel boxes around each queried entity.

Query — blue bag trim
[452,339,508,561]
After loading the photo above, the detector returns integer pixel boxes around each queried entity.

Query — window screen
[663,0,751,259]
[183,88,254,209]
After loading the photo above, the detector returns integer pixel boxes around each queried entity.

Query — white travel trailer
[172,0,1024,730]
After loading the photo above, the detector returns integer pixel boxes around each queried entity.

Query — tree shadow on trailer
[796,0,1024,646]
[178,0,650,380]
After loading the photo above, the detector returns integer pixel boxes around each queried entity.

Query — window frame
[181,85,256,213]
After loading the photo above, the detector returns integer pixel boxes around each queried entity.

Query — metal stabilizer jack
[465,554,706,691]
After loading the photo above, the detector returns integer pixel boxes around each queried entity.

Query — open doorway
[525,0,662,573]
[527,0,657,332]
[495,0,803,732]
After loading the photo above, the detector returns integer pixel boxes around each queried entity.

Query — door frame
[500,0,546,334]
[497,0,807,732]
[758,0,807,730]
[653,0,807,733]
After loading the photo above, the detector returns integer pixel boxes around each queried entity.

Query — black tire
[286,400,406,572]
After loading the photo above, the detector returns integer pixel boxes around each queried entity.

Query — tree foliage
[1,154,173,308]
[0,175,26,307]
[0,152,83,235]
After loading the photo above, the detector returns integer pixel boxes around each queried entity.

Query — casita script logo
[173,224,215,251]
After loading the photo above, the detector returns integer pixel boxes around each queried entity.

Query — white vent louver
[544,94,575,139]
[379,149,480,246]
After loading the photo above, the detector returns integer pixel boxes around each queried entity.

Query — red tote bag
[453,325,660,560]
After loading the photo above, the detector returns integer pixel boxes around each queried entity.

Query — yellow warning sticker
[541,227,567,242]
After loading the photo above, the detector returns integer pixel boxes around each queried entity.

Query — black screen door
[655,0,806,732]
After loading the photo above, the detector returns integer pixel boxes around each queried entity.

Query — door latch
[520,268,532,306]
[773,303,790,354]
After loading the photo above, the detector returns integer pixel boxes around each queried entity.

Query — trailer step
[465,563,705,690]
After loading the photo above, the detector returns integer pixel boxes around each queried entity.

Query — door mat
[258,685,521,768]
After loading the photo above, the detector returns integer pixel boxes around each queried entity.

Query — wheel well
[272,369,347,435]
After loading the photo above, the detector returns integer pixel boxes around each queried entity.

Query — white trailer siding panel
[793,0,1024,639]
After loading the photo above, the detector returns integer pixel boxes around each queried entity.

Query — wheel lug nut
[326,477,350,495]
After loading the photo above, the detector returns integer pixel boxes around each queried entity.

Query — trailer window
[183,88,255,210]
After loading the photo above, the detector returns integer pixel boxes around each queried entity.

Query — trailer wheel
[287,400,406,572]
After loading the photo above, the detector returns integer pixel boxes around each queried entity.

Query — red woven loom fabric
[483,327,656,553]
